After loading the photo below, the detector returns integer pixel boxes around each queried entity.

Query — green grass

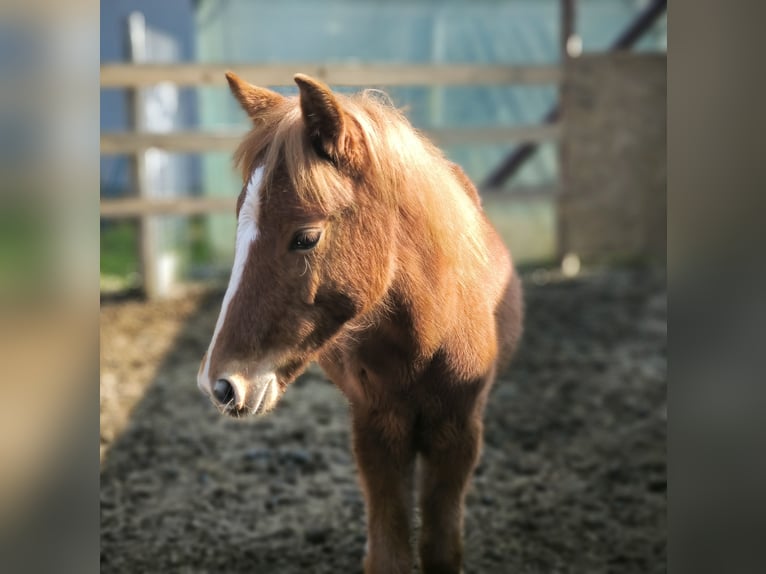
[100,216,217,291]
[188,215,213,267]
[100,220,139,278]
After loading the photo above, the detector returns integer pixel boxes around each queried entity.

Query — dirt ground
[100,265,666,573]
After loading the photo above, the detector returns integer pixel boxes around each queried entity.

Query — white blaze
[198,166,264,392]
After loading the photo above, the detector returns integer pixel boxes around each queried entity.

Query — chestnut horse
[197,72,523,574]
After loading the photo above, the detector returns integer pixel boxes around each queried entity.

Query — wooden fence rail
[100,196,237,218]
[101,62,564,216]
[101,124,562,155]
[101,63,562,88]
[100,185,559,218]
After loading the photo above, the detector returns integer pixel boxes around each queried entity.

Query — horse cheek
[298,260,320,306]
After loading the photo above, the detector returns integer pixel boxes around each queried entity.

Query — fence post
[561,0,579,59]
[557,0,578,261]
[126,12,159,299]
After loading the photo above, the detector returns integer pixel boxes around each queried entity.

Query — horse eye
[290,230,321,251]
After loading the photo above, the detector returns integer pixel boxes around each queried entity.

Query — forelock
[233,97,352,214]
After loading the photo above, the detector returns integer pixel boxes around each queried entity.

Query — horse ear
[294,73,356,164]
[225,72,285,121]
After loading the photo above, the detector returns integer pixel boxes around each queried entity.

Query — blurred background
[99,0,666,298]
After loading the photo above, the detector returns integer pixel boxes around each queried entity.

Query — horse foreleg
[352,410,416,574]
[418,417,482,574]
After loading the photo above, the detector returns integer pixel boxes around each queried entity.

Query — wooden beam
[100,196,236,218]
[125,12,158,299]
[100,63,562,88]
[100,124,562,154]
[100,189,557,218]
[428,125,562,146]
[101,131,247,154]
[100,186,558,218]
[612,0,666,49]
[480,184,560,198]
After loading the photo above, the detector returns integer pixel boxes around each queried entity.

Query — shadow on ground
[100,266,666,574]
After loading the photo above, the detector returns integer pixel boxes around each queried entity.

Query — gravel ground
[100,266,666,573]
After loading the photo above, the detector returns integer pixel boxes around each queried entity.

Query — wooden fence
[100,62,563,295]
[101,63,562,214]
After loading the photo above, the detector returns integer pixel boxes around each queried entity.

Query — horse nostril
[213,379,235,405]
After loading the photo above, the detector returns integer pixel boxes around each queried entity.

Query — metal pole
[561,0,576,60]
[557,0,576,259]
[611,0,667,50]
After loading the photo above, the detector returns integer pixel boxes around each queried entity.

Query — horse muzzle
[200,370,279,417]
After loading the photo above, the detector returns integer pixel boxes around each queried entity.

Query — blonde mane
[233,89,488,264]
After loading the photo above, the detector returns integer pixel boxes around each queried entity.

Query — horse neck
[379,167,489,355]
